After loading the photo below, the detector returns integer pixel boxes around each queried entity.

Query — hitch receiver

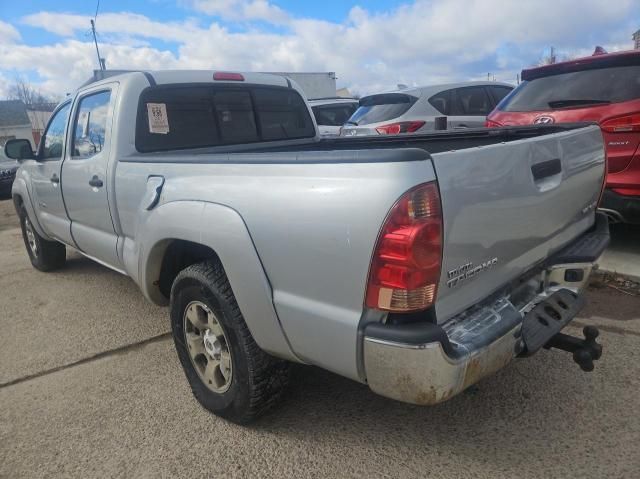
[545,326,603,372]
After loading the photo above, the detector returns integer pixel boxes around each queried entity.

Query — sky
[0,0,638,99]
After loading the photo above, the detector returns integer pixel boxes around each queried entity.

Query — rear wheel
[170,260,290,424]
[18,208,66,272]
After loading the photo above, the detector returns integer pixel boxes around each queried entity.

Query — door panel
[30,102,74,245]
[61,87,120,267]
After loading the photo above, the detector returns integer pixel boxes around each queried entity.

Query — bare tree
[6,77,59,109]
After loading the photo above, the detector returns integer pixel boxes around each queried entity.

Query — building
[0,100,34,148]
[27,103,56,146]
[634,30,640,50]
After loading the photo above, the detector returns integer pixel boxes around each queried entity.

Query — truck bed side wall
[114,158,437,381]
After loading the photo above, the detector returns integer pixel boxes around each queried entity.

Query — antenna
[90,1,106,71]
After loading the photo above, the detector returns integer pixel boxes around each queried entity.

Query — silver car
[308,97,359,137]
[341,81,513,136]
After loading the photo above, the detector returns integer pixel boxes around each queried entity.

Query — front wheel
[18,208,66,272]
[170,260,290,424]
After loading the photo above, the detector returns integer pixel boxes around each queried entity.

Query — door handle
[89,175,104,188]
[50,174,60,185]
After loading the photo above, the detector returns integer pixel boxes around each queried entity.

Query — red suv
[486,49,640,224]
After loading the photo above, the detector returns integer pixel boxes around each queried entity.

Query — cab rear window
[136,84,315,152]
[499,65,640,112]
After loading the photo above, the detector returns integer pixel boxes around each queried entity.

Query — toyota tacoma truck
[5,71,609,424]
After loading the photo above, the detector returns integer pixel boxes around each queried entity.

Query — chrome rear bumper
[364,297,523,405]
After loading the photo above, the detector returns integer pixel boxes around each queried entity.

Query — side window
[428,90,452,115]
[40,102,71,160]
[72,91,111,159]
[452,87,492,116]
[488,86,513,106]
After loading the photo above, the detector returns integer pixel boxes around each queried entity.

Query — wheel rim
[183,301,233,393]
[24,217,38,257]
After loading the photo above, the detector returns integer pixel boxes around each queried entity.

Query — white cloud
[188,0,290,24]
[0,20,21,43]
[4,0,639,97]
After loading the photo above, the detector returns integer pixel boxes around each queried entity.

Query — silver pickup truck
[5,71,609,424]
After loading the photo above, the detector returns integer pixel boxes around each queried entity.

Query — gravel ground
[1,198,639,479]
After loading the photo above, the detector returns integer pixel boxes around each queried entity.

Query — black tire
[170,260,290,424]
[18,206,66,272]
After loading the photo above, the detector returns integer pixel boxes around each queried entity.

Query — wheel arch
[11,177,52,240]
[137,201,299,362]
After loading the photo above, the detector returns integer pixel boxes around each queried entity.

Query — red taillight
[485,119,502,128]
[601,114,640,133]
[365,182,442,312]
[375,121,425,135]
[213,72,245,81]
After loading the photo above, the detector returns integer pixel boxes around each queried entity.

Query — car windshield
[347,93,417,125]
[499,65,640,112]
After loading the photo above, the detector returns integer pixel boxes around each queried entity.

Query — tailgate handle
[531,159,561,181]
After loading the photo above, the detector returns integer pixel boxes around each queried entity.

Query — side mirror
[4,138,35,161]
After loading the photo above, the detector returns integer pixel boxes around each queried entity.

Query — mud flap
[521,289,586,355]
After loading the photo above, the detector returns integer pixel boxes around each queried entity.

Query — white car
[308,97,359,136]
[341,81,513,136]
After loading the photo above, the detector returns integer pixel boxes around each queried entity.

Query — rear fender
[137,200,299,362]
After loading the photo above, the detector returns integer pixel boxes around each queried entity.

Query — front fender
[136,200,299,362]
[11,175,52,240]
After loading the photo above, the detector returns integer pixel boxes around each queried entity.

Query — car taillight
[213,72,245,81]
[601,114,640,133]
[375,121,425,135]
[365,182,443,312]
[485,119,502,128]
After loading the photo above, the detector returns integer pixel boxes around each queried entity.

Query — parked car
[308,97,359,136]
[486,49,640,224]
[0,149,19,198]
[6,70,607,424]
[341,81,513,136]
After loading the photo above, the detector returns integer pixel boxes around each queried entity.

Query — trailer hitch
[544,326,602,372]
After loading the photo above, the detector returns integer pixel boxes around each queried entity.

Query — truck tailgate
[432,124,605,323]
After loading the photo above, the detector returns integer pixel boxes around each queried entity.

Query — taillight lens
[376,121,425,135]
[601,114,640,133]
[365,182,442,312]
[485,119,502,128]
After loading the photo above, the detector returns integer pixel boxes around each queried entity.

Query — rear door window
[428,90,452,115]
[348,93,417,125]
[312,104,358,126]
[451,87,493,116]
[136,85,314,152]
[499,65,640,112]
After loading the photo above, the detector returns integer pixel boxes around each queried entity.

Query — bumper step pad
[521,289,586,354]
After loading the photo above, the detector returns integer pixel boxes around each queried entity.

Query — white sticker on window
[147,103,169,134]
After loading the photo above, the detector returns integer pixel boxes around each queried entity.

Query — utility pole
[90,19,105,71]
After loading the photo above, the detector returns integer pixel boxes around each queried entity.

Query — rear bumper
[363,214,610,405]
[599,189,640,224]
